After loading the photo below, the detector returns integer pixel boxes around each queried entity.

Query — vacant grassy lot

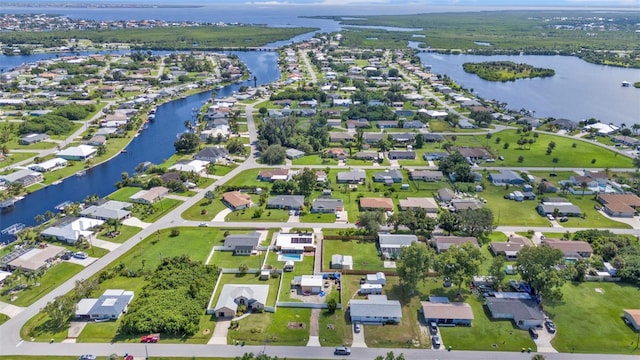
[210,250,267,270]
[182,198,228,221]
[292,155,338,166]
[318,309,352,347]
[300,212,336,223]
[228,307,311,346]
[322,239,384,272]
[547,282,640,355]
[226,207,289,222]
[106,186,141,202]
[1,262,84,307]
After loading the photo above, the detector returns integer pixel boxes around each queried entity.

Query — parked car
[198,222,208,227]
[443,277,452,287]
[61,251,73,260]
[354,323,361,333]
[79,356,96,360]
[73,252,88,259]
[334,346,351,355]
[141,333,160,343]
[546,214,555,220]
[545,320,556,333]
[528,327,539,339]
[559,217,568,222]
[429,321,438,335]
[432,335,441,348]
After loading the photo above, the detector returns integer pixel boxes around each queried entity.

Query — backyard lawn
[1,262,84,307]
[322,239,384,272]
[547,282,640,355]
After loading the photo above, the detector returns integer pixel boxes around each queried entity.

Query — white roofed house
[56,145,97,161]
[75,289,134,321]
[28,158,68,173]
[212,284,269,318]
[79,200,132,221]
[378,234,417,259]
[0,169,43,187]
[275,232,315,254]
[291,275,324,295]
[40,217,104,245]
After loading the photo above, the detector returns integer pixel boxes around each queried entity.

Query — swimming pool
[279,253,303,262]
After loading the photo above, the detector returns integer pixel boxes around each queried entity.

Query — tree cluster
[438,151,476,183]
[174,132,200,153]
[516,246,566,301]
[573,229,640,284]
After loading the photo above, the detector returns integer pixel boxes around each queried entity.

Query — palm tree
[581,181,588,197]
[34,214,45,224]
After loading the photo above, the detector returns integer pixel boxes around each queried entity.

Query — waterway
[416,52,640,125]
[0,51,280,233]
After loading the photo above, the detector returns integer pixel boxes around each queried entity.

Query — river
[416,52,640,125]
[0,51,280,234]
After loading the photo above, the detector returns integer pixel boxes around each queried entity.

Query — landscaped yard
[1,262,84,307]
[292,155,338,166]
[547,282,640,355]
[96,224,142,244]
[322,239,384,272]
[182,198,228,221]
[227,307,311,346]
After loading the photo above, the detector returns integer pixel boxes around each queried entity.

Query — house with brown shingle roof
[597,193,640,218]
[432,236,479,253]
[359,197,394,211]
[257,168,294,182]
[543,239,593,259]
[222,191,252,210]
[490,236,531,260]
[421,301,474,326]
[398,197,438,214]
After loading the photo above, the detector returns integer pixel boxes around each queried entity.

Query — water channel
[0,51,280,233]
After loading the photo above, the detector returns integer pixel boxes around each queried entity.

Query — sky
[5,0,640,6]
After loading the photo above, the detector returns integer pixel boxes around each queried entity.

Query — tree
[42,295,75,330]
[414,133,424,149]
[395,208,436,235]
[516,246,566,301]
[174,132,200,153]
[204,190,215,204]
[357,211,384,235]
[261,144,286,165]
[396,242,433,295]
[326,298,337,313]
[34,214,45,224]
[436,243,483,296]
[458,207,494,237]
[227,137,245,155]
[438,211,460,235]
[297,168,317,196]
[488,255,506,288]
[375,352,405,360]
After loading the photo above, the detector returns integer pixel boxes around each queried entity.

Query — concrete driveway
[209,319,230,345]
[351,324,367,348]
[0,301,24,317]
[535,326,558,353]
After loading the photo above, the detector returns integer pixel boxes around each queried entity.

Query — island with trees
[462,61,555,82]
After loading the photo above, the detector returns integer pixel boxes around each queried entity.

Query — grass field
[547,282,640,355]
[292,155,338,166]
[318,308,352,347]
[209,250,267,270]
[225,208,289,222]
[322,239,384,272]
[0,152,38,167]
[228,307,311,346]
[300,212,336,223]
[1,262,84,307]
[182,198,228,221]
[0,313,8,326]
[96,224,142,243]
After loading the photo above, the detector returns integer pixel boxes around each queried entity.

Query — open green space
[106,186,141,202]
[322,239,383,272]
[300,212,336,223]
[1,262,84,307]
[182,198,228,221]
[0,152,38,167]
[225,208,289,222]
[547,282,640,355]
[463,61,555,82]
[209,250,267,270]
[227,307,311,346]
[96,224,142,244]
[292,155,338,166]
[318,309,352,347]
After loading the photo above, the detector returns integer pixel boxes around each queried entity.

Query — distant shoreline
[1,2,203,9]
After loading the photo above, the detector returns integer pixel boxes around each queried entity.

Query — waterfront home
[40,217,104,245]
[194,147,228,163]
[0,169,43,187]
[409,170,443,181]
[7,245,66,272]
[129,186,169,205]
[56,145,97,161]
[79,200,132,221]
[168,160,209,174]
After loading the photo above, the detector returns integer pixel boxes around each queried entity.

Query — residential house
[293,275,324,294]
[489,236,531,260]
[323,148,348,160]
[75,289,134,321]
[359,197,394,211]
[275,232,315,253]
[223,232,261,255]
[330,254,353,270]
[329,132,353,142]
[311,198,343,213]
[349,295,402,324]
[389,133,415,143]
[544,239,593,259]
[40,217,104,245]
[489,170,525,185]
[537,198,582,217]
[359,283,383,295]
[168,160,209,174]
[315,171,328,183]
[363,132,384,144]
[194,147,228,163]
[387,150,416,160]
[432,236,479,253]
[612,135,640,147]
[213,284,269,318]
[454,147,492,162]
[437,188,455,202]
[267,195,304,210]
[451,198,483,212]
[486,298,544,329]
[409,170,443,181]
[366,272,386,286]
[336,169,366,184]
[354,151,380,161]
[19,133,49,145]
[425,110,448,119]
[258,168,294,182]
[623,309,640,331]
[421,301,474,326]
[286,148,306,160]
[377,121,398,129]
[7,245,66,272]
[378,233,417,258]
[0,169,43,187]
[346,119,370,129]
[398,197,439,214]
[403,120,424,129]
[79,200,131,221]
[87,135,107,147]
[28,158,67,173]
[540,180,558,193]
[423,134,444,143]
[222,191,252,210]
[549,118,578,131]
[373,169,403,184]
[56,145,97,161]
[129,186,169,205]
[597,193,640,218]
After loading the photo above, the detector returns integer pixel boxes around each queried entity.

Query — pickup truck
[141,333,160,343]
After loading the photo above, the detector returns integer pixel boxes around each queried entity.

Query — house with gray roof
[19,133,49,145]
[489,170,525,185]
[285,148,306,160]
[311,198,343,213]
[437,188,455,202]
[388,150,416,160]
[486,298,544,329]
[378,234,417,258]
[194,147,228,163]
[336,169,366,184]
[432,236,479,253]
[363,132,384,144]
[372,169,403,184]
[213,284,269,318]
[410,170,443,182]
[350,295,402,324]
[79,200,131,221]
[75,289,134,321]
[267,195,304,210]
[223,232,261,255]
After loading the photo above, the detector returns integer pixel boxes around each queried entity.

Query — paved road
[300,50,317,84]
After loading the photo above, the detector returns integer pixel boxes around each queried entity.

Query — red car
[141,334,160,343]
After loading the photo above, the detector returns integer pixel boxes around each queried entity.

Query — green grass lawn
[561,194,631,229]
[546,282,640,355]
[1,262,84,307]
[318,309,352,347]
[480,184,550,226]
[292,155,338,166]
[133,198,182,223]
[209,164,237,177]
[0,152,38,167]
[300,212,336,223]
[211,273,280,308]
[106,186,141,202]
[210,250,266,270]
[0,313,8,326]
[228,307,311,346]
[95,224,142,244]
[225,207,289,222]
[182,198,228,221]
[322,239,384,272]
[224,168,265,188]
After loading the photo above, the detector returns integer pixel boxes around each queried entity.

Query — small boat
[52,180,62,185]
[76,170,86,177]
[120,149,128,154]
[621,81,631,87]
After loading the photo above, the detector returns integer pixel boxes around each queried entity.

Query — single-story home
[409,170,443,182]
[398,197,438,213]
[56,145,97,161]
[455,147,492,162]
[213,284,269,318]
[536,203,582,217]
[387,150,416,160]
[330,254,353,270]
[349,295,402,324]
[168,159,209,174]
[258,168,295,182]
[7,244,66,272]
[27,158,68,173]
[437,188,455,202]
[373,169,403,184]
[286,148,306,160]
[489,170,525,185]
[366,272,386,286]
[360,197,394,211]
[359,283,383,295]
[597,193,640,218]
[0,169,43,187]
[486,298,544,329]
[329,132,353,142]
[275,232,315,253]
[79,200,131,221]
[623,309,640,331]
[323,148,348,160]
[543,239,593,259]
[40,217,104,245]
[194,147,229,163]
[75,289,134,321]
[223,232,261,255]
[222,191,252,210]
[267,195,305,210]
[489,236,531,260]
[129,186,169,205]
[19,133,49,145]
[293,275,324,294]
[421,301,474,326]
[337,169,366,184]
[378,233,417,258]
[354,151,380,161]
[432,236,479,253]
[311,198,343,213]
